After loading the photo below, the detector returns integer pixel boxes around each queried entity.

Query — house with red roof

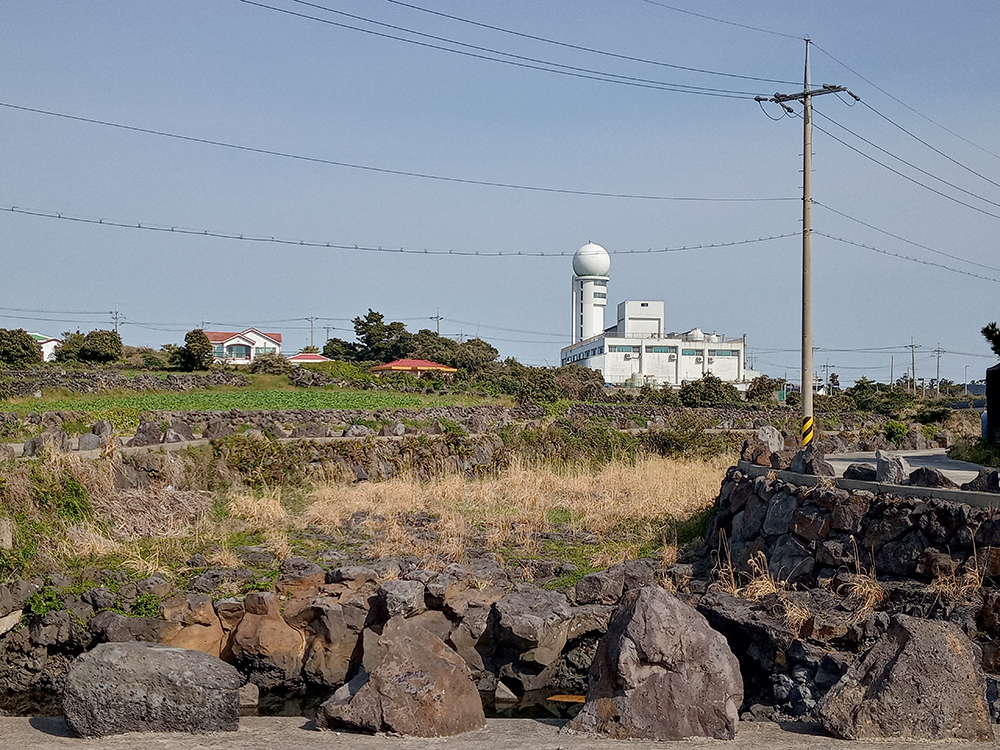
[204,329,282,365]
[286,351,331,365]
[371,358,458,378]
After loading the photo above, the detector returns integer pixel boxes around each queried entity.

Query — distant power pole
[934,343,943,394]
[109,307,121,334]
[308,316,317,347]
[430,309,443,336]
[324,325,333,343]
[757,39,857,447]
[907,339,919,394]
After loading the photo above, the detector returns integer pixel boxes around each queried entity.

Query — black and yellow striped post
[801,415,814,447]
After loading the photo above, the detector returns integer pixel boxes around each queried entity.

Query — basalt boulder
[566,586,742,740]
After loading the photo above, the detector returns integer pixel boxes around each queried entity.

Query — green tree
[300,345,320,354]
[407,329,459,366]
[746,375,785,403]
[678,373,742,407]
[983,322,1000,358]
[54,330,85,362]
[0,328,42,367]
[454,338,499,375]
[171,329,215,371]
[322,337,358,361]
[353,309,411,363]
[78,329,122,363]
[552,363,605,401]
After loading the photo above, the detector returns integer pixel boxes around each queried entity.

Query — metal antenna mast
[757,39,857,447]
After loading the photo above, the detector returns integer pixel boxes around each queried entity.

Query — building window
[255,347,276,356]
[213,345,224,357]
[594,280,607,287]
[645,346,676,354]
[594,292,606,299]
[640,302,649,307]
[612,345,640,353]
[682,349,702,357]
[227,345,251,359]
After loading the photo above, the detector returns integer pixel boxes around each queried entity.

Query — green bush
[883,420,907,446]
[0,328,43,368]
[248,351,293,375]
[678,374,742,407]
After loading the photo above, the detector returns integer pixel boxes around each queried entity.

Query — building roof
[203,329,283,345]
[371,358,458,373]
[27,332,59,344]
[287,352,331,362]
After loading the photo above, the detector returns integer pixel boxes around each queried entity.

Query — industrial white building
[560,242,756,388]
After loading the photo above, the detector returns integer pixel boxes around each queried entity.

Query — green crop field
[4,389,487,433]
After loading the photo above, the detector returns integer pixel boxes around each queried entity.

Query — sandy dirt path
[3,717,998,750]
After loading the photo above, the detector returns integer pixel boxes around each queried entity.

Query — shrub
[0,328,42,367]
[883,420,907,446]
[79,329,123,363]
[679,374,741,407]
[249,351,293,375]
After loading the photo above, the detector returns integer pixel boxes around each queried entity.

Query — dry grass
[713,550,812,633]
[930,552,984,604]
[303,455,727,566]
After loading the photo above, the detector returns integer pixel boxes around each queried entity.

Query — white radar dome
[573,242,611,277]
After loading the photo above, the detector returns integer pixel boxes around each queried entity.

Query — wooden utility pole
[757,39,856,447]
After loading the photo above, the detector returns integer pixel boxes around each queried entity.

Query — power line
[858,100,1000,192]
[239,0,768,99]
[813,231,1000,283]
[0,101,794,203]
[814,107,1000,212]
[0,304,106,315]
[0,204,798,256]
[378,0,798,85]
[634,0,801,40]
[811,42,1000,163]
[810,118,1000,221]
[813,201,1000,274]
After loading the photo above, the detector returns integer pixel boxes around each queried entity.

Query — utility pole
[758,39,856,447]
[890,355,894,385]
[308,316,316,348]
[430,309,443,336]
[324,325,333,343]
[934,343,943,394]
[907,339,919,395]
[109,307,121,334]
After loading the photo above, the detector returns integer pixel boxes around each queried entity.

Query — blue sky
[2,1,998,385]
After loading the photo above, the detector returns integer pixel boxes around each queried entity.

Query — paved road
[824,448,985,486]
[3,717,998,750]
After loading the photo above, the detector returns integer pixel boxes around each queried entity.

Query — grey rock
[317,618,485,737]
[906,466,958,489]
[344,424,374,438]
[77,433,102,451]
[63,641,241,737]
[566,586,742,740]
[762,492,797,537]
[790,444,835,476]
[379,421,406,437]
[843,463,876,481]
[756,425,784,454]
[575,565,625,605]
[376,579,427,619]
[491,584,571,668]
[91,420,115,438]
[817,615,991,740]
[127,420,162,448]
[875,450,910,484]
[962,469,1000,494]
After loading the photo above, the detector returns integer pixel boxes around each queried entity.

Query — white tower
[571,242,611,344]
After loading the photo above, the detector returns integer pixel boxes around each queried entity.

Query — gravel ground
[3,717,999,750]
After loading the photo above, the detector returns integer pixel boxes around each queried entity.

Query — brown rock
[317,618,485,737]
[230,592,305,689]
[159,593,225,657]
[567,586,742,740]
[817,615,991,740]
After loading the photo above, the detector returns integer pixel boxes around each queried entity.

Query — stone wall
[705,464,1000,588]
[0,370,249,399]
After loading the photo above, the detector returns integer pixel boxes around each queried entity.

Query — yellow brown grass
[304,455,727,565]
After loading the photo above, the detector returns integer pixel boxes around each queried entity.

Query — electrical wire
[813,107,1000,212]
[858,100,1000,192]
[377,0,799,86]
[0,305,107,316]
[633,0,801,40]
[239,0,768,99]
[813,201,1000,274]
[0,204,799,257]
[811,42,1000,163]
[813,231,1000,283]
[809,119,1000,221]
[0,102,794,203]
